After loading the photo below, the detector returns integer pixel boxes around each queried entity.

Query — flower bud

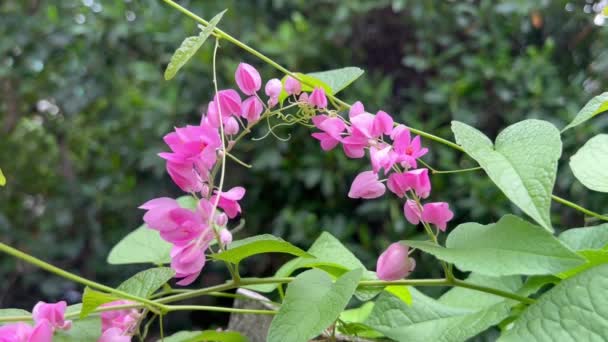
[214,89,242,116]
[284,76,302,95]
[308,87,327,108]
[219,228,233,246]
[298,92,309,103]
[224,116,240,135]
[215,212,228,227]
[376,242,415,281]
[235,63,261,95]
[265,78,282,99]
[241,96,263,123]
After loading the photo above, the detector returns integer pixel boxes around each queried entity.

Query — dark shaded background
[1,0,607,334]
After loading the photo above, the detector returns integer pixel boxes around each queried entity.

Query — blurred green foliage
[1,0,607,331]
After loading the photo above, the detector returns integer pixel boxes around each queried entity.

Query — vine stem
[0,242,166,311]
[0,273,534,323]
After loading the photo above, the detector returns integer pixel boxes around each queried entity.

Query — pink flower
[392,126,428,169]
[204,100,221,128]
[422,202,453,231]
[32,301,72,331]
[139,198,209,246]
[376,242,416,281]
[348,171,386,199]
[0,320,54,342]
[341,136,367,158]
[210,186,246,219]
[372,110,394,136]
[265,78,282,99]
[310,115,346,151]
[171,242,207,286]
[403,199,422,225]
[387,169,431,199]
[158,125,221,192]
[349,101,365,119]
[370,144,396,174]
[219,228,233,246]
[214,89,242,116]
[224,116,240,135]
[308,87,327,108]
[139,197,180,231]
[235,63,261,95]
[100,300,140,336]
[284,76,301,95]
[241,96,263,123]
[98,327,131,342]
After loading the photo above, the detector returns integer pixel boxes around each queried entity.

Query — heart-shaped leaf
[570,134,608,193]
[404,215,584,276]
[452,120,562,231]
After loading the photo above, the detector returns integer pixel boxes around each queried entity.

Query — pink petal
[348,171,386,199]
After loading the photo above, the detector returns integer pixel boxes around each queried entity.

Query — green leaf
[452,120,562,231]
[176,195,198,210]
[107,224,172,265]
[162,330,249,342]
[517,275,559,297]
[439,273,522,310]
[569,134,608,192]
[0,308,30,324]
[0,168,5,186]
[404,215,585,276]
[244,232,377,300]
[365,288,512,341]
[55,304,101,342]
[117,267,175,298]
[559,224,608,250]
[267,268,363,342]
[385,285,412,306]
[562,92,608,131]
[212,234,312,264]
[338,302,383,338]
[80,287,118,318]
[557,224,608,278]
[164,10,226,80]
[306,67,364,94]
[499,264,608,341]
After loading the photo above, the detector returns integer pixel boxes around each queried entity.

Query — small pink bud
[376,242,415,281]
[268,97,278,108]
[265,78,282,99]
[349,101,365,118]
[215,213,228,227]
[308,87,328,108]
[403,199,422,225]
[219,228,233,245]
[235,63,261,95]
[284,76,302,95]
[241,96,263,123]
[224,116,240,135]
[298,92,309,103]
[200,184,210,197]
[214,89,242,116]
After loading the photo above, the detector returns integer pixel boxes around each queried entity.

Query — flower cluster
[309,96,454,280]
[97,300,141,342]
[0,301,71,342]
[140,62,292,286]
